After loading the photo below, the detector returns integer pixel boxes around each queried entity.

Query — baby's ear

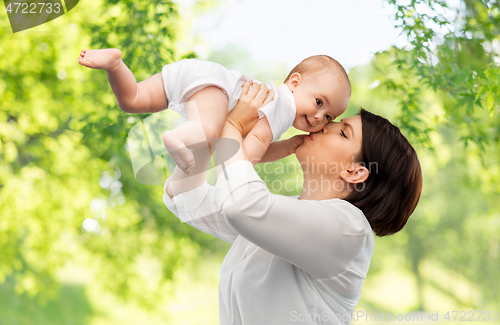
[289,73,302,88]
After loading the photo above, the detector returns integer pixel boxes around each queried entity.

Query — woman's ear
[340,163,369,184]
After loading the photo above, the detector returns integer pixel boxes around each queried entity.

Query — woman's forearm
[215,81,273,179]
[215,121,249,179]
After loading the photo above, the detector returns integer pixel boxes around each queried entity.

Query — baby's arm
[244,117,274,165]
[258,140,292,163]
[244,118,307,164]
[259,134,307,163]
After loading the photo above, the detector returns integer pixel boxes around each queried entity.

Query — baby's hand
[287,134,307,155]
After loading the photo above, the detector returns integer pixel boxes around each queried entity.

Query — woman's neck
[298,173,347,201]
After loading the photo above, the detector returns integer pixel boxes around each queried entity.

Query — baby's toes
[171,152,187,170]
[182,164,193,175]
[78,58,90,67]
[175,158,187,170]
[181,155,195,174]
[186,155,195,167]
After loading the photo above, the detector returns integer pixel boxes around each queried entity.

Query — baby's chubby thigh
[161,85,229,174]
[185,85,229,144]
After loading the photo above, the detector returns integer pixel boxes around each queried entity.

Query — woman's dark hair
[344,108,423,237]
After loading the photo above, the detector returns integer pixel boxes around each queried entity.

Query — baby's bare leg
[78,49,167,113]
[165,146,212,198]
[163,86,228,177]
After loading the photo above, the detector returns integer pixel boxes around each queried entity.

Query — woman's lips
[305,116,311,126]
[308,133,313,141]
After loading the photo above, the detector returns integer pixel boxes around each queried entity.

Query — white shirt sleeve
[162,179,240,245]
[213,160,369,280]
[163,160,370,279]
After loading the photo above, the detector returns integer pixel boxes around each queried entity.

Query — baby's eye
[316,99,323,107]
[326,115,332,121]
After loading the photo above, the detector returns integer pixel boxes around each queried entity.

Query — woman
[163,81,422,324]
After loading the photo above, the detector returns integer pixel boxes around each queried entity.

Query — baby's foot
[78,49,122,71]
[162,130,195,174]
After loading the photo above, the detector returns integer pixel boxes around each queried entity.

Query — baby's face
[287,72,350,133]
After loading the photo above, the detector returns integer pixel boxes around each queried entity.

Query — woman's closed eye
[340,129,347,138]
[316,99,323,107]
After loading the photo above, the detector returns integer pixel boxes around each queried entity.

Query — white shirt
[162,160,375,325]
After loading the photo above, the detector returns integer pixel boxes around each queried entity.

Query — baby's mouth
[305,116,312,126]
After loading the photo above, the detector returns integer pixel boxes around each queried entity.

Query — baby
[78,49,351,174]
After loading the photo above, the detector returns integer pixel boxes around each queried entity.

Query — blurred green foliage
[0,277,92,325]
[0,0,224,312]
[366,1,500,309]
[0,0,499,322]
[385,0,500,149]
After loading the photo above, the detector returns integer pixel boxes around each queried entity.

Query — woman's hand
[226,80,275,138]
[215,81,274,174]
[286,134,307,155]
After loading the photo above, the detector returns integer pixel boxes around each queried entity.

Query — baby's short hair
[284,55,351,94]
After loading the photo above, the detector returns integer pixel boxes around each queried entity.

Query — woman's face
[295,115,363,176]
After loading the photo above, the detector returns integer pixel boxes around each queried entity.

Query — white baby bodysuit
[161,59,297,142]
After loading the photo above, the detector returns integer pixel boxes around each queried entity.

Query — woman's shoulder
[328,198,373,235]
[290,195,373,236]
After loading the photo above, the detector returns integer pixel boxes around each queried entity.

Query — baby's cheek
[311,124,324,132]
[292,116,305,131]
